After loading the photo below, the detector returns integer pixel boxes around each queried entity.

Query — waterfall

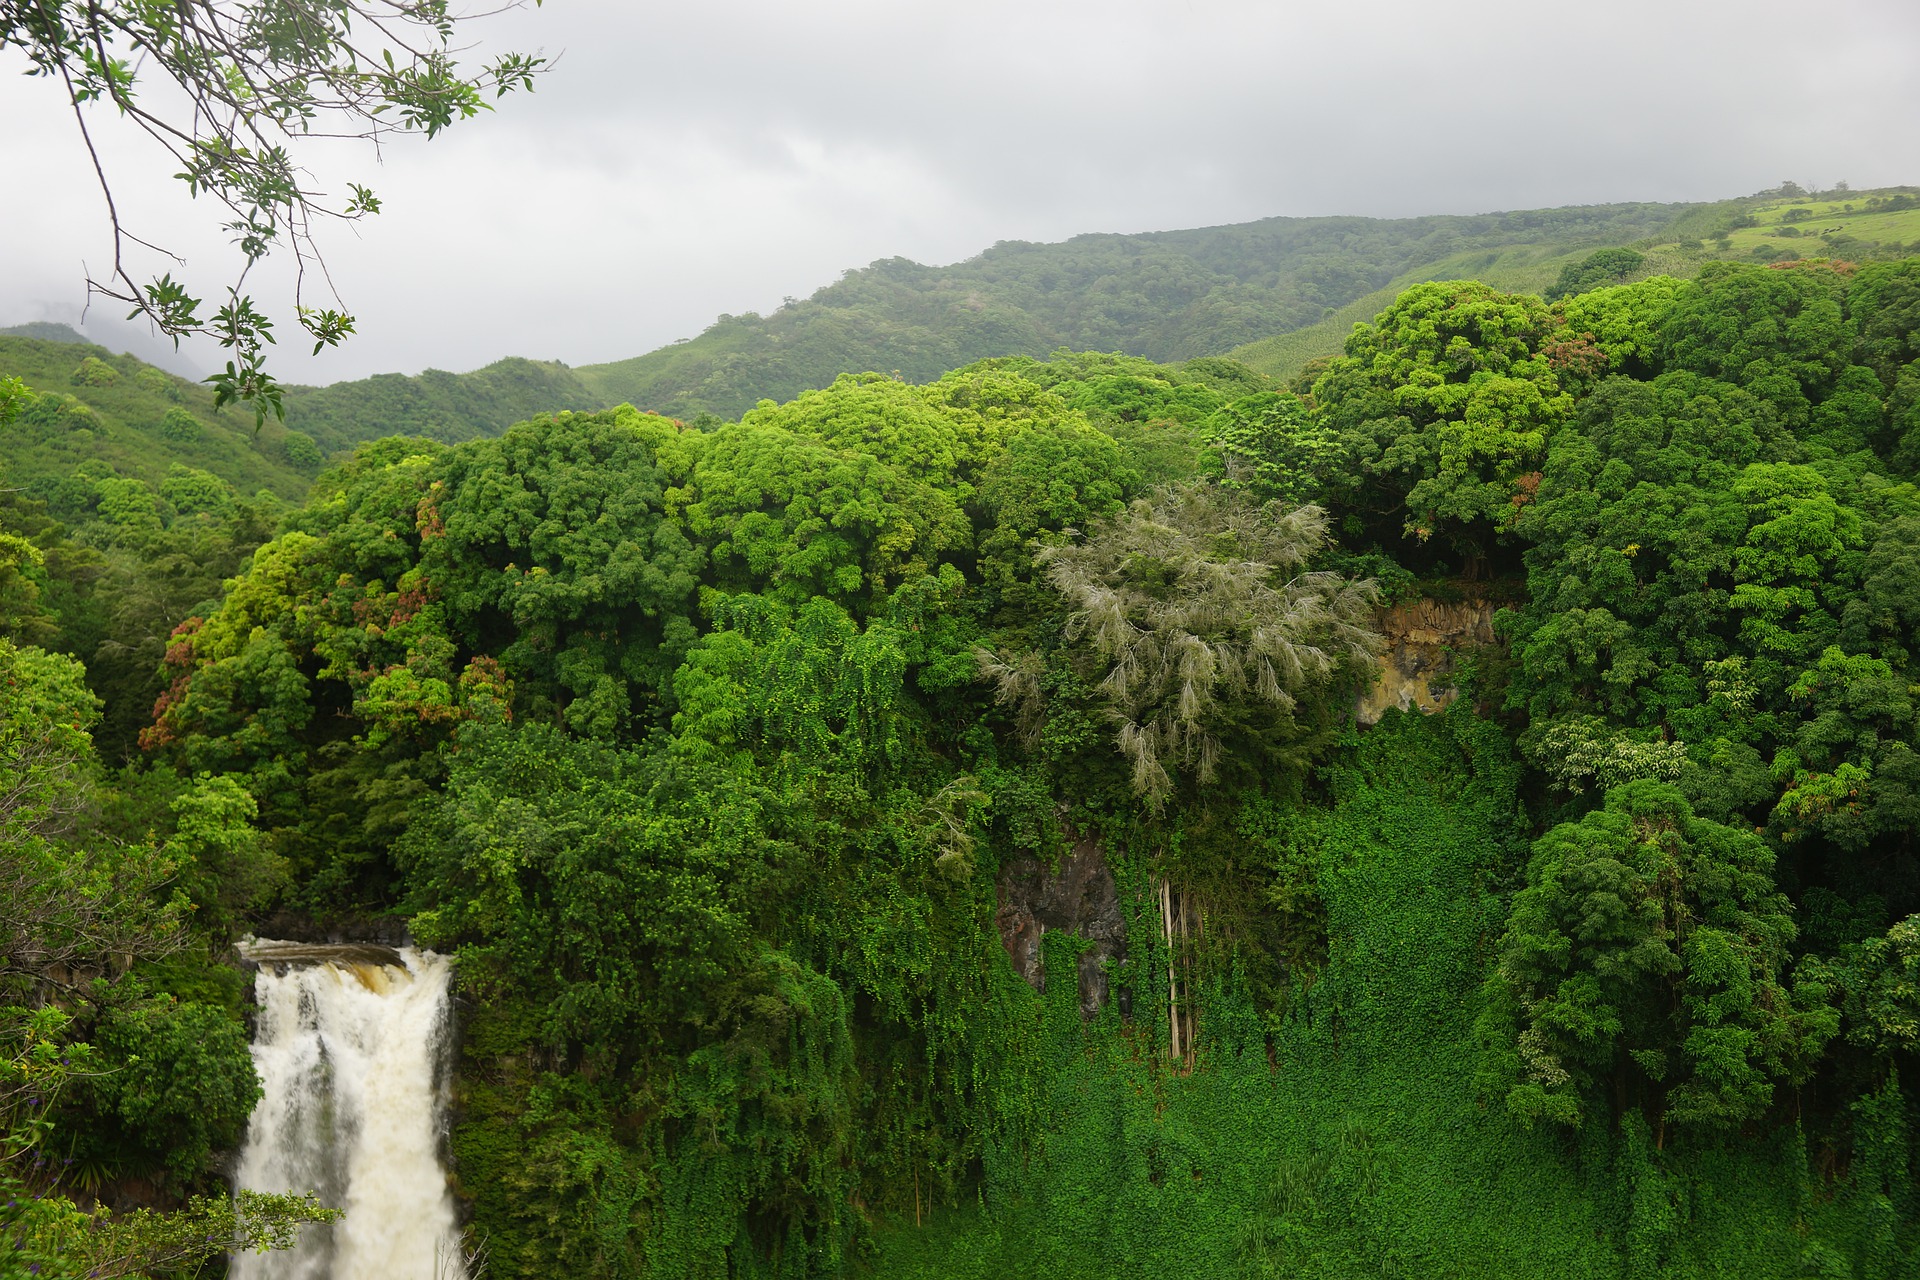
[232,940,466,1280]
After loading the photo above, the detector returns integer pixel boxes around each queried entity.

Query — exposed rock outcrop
[1355,597,1497,726]
[996,836,1127,1019]
[254,911,413,947]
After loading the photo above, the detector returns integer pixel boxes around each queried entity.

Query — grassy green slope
[1234,188,1920,382]
[1228,285,1404,383]
[574,202,1699,419]
[1229,230,1716,381]
[0,334,315,500]
[1652,187,1920,262]
[1225,238,1633,380]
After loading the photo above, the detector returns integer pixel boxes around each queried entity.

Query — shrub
[1545,247,1648,301]
[70,355,119,386]
[283,430,324,472]
[160,406,204,443]
[63,998,262,1188]
[28,393,103,433]
[160,465,237,521]
[134,366,178,399]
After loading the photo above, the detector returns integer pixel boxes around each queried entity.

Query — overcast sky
[5,0,1920,383]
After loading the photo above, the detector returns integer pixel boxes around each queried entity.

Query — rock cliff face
[996,836,1126,1019]
[256,911,414,946]
[991,598,1493,1017]
[1355,597,1497,727]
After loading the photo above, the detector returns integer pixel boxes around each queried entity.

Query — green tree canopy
[1308,280,1570,565]
[1544,247,1648,302]
[1482,781,1835,1134]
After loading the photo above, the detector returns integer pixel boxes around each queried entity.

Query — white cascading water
[232,941,466,1280]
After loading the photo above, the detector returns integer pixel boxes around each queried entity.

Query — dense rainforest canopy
[7,250,1920,1277]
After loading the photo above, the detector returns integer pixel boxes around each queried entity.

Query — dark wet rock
[255,911,412,947]
[996,836,1127,1019]
[240,938,408,969]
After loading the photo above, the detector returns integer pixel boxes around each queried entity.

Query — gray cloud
[5,0,1918,382]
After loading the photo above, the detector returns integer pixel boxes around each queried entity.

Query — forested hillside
[0,334,319,760]
[9,249,1920,1276]
[60,185,1894,468]
[279,357,604,454]
[0,332,319,495]
[570,201,1695,418]
[2,326,607,458]
[240,186,1920,447]
[223,199,1702,443]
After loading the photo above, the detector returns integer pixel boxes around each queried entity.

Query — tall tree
[1481,781,1836,1138]
[991,481,1380,807]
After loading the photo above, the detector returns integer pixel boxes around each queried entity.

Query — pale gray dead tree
[982,481,1382,808]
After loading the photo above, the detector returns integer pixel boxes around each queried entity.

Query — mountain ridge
[23,186,1919,452]
[568,198,1705,418]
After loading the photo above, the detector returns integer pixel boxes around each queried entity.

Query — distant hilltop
[14,185,1917,445]
[0,321,88,344]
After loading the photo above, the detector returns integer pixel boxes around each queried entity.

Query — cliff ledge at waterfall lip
[239,937,409,967]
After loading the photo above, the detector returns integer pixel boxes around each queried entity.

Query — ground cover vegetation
[6,251,1920,1276]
